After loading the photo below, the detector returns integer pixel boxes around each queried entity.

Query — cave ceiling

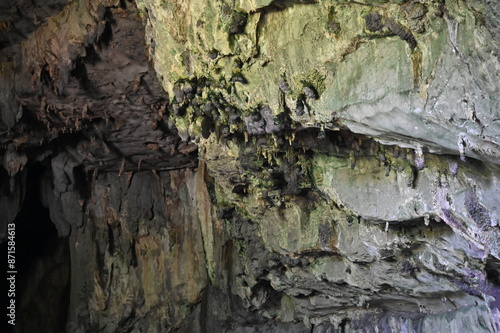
[1,0,196,174]
[1,0,500,332]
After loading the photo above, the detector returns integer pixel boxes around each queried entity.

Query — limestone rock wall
[137,0,500,163]
[66,170,207,332]
[0,0,500,332]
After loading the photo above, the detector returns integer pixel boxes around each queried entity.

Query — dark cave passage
[1,164,70,333]
[1,0,499,331]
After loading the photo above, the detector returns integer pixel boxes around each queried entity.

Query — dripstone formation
[1,0,499,332]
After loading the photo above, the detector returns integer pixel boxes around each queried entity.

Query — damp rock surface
[0,0,500,332]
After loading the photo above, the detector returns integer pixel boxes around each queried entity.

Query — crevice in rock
[1,163,70,333]
[1,0,500,331]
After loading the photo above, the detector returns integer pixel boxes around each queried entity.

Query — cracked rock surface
[1,0,500,332]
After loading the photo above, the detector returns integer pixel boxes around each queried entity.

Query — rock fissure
[1,0,500,332]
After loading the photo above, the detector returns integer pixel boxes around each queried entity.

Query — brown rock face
[1,1,500,333]
[67,170,207,331]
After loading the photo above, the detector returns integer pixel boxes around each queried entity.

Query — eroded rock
[0,0,499,332]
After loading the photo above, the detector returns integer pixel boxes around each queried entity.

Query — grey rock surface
[0,0,499,332]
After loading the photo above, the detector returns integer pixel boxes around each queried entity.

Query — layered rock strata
[1,0,499,332]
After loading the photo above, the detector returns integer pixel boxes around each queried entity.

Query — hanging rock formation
[1,0,500,332]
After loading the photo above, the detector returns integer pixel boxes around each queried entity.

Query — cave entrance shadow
[0,163,70,333]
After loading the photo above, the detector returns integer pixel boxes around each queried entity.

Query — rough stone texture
[65,170,207,332]
[1,0,196,173]
[0,167,25,241]
[0,0,69,59]
[137,0,500,163]
[1,0,500,332]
